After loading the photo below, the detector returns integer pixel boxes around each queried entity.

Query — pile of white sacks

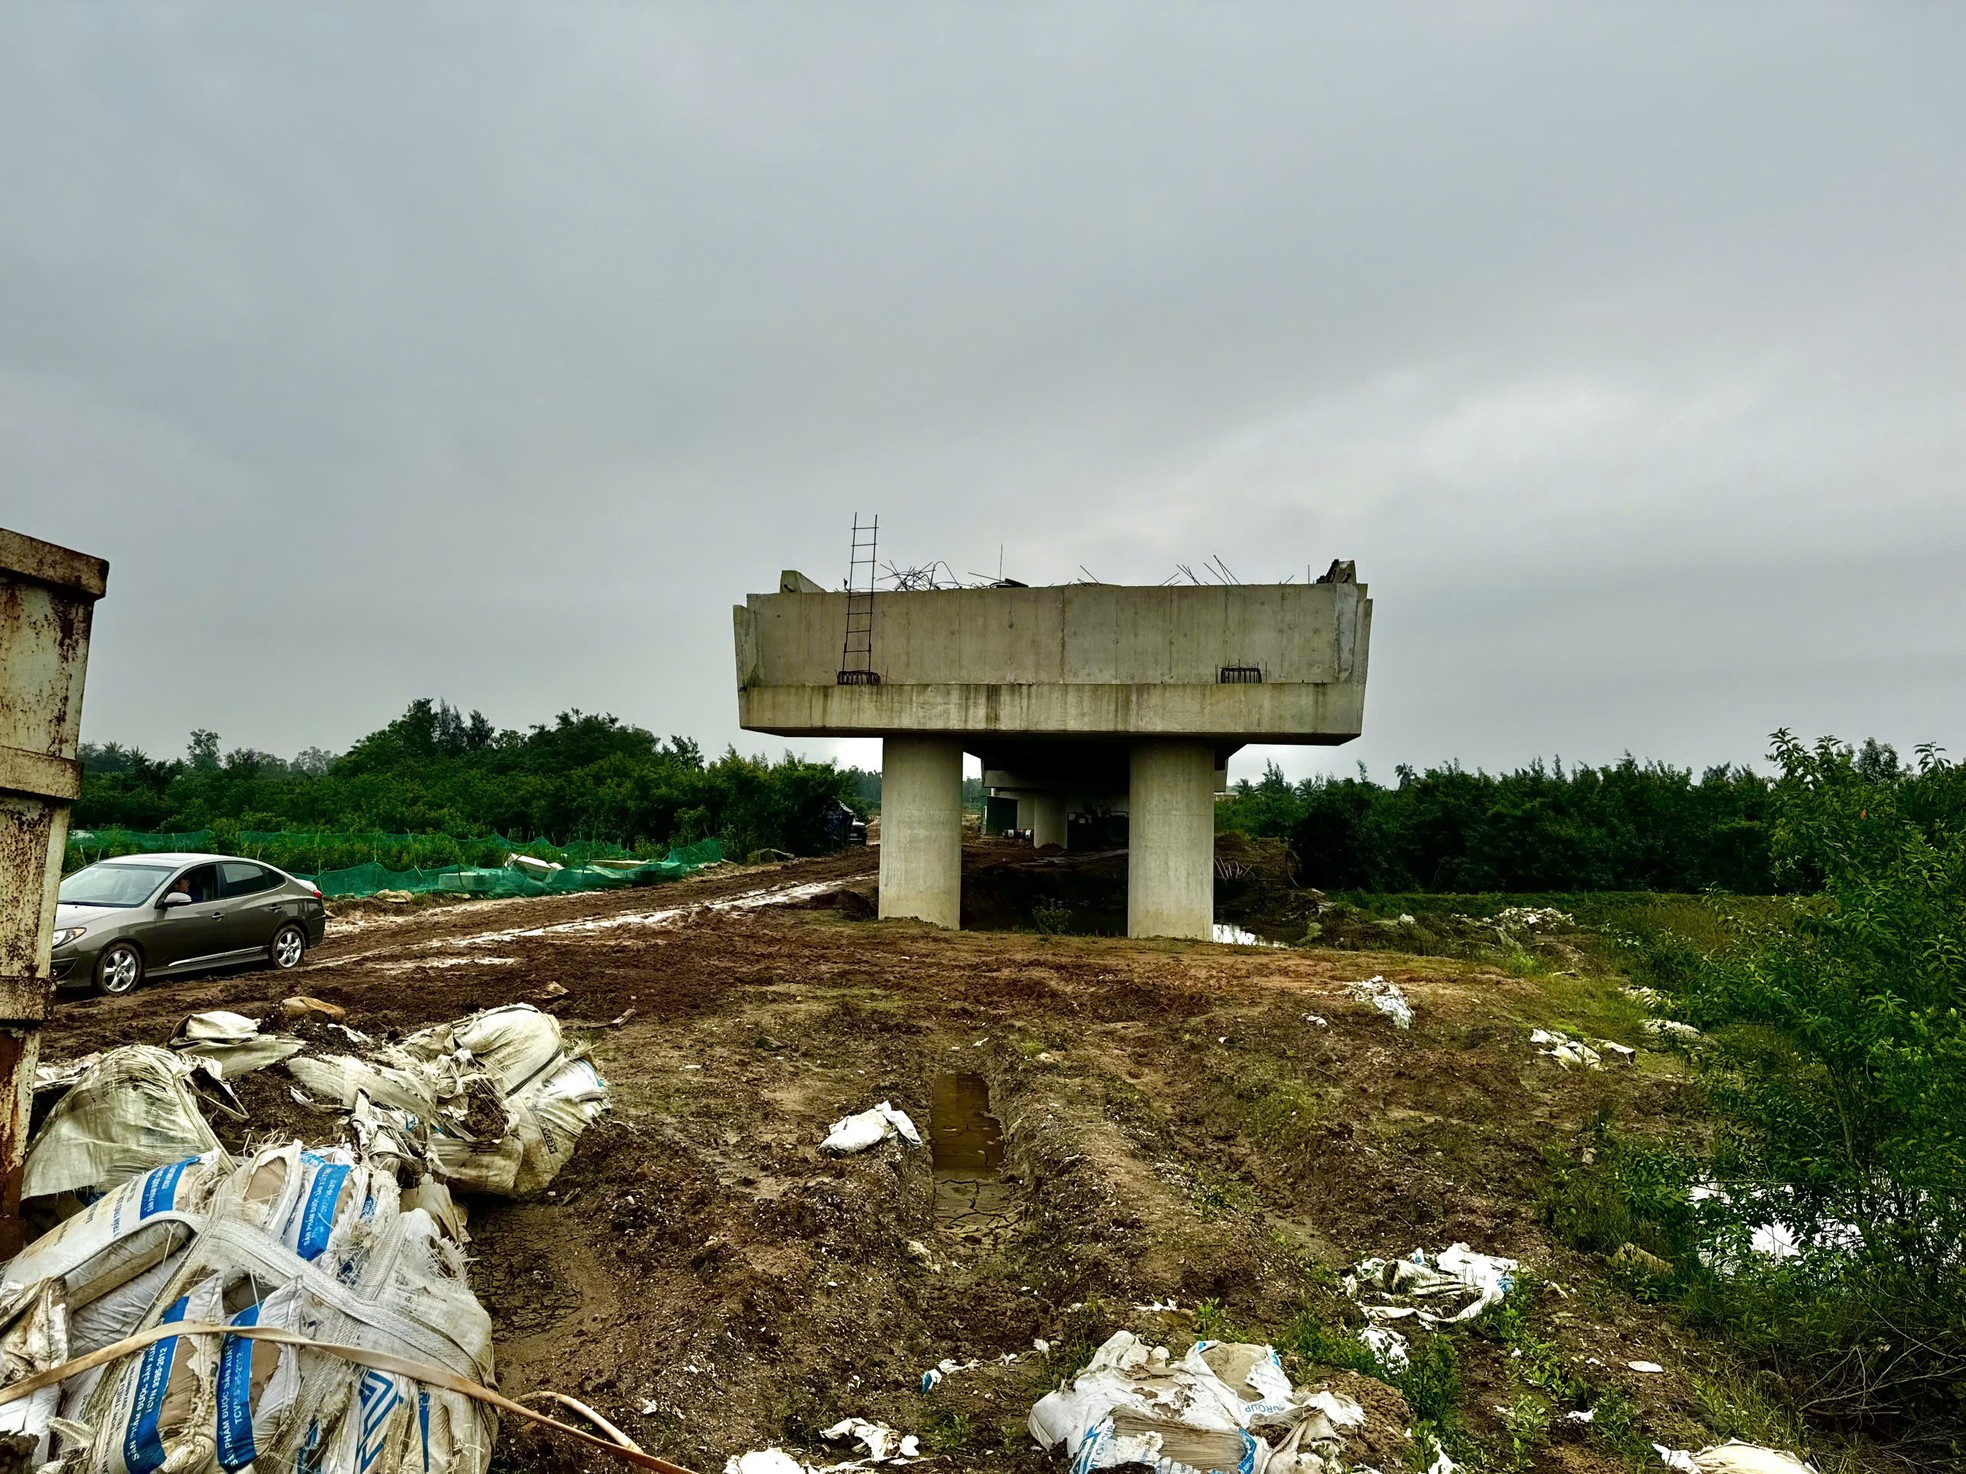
[0,1004,609,1474]
[1030,1331,1382,1474]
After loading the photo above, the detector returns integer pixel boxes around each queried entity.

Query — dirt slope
[39,855,1786,1473]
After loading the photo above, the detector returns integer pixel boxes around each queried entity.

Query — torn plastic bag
[169,1012,305,1078]
[1029,1331,1266,1474]
[820,1418,919,1461]
[73,1140,495,1474]
[1529,1029,1634,1071]
[1654,1442,1816,1474]
[0,1278,68,1466]
[22,1048,227,1207]
[1344,977,1413,1030]
[433,1054,606,1198]
[296,1005,609,1197]
[411,1004,564,1090]
[410,1007,608,1196]
[283,1050,446,1122]
[821,1102,920,1155]
[1264,1388,1365,1472]
[724,1453,806,1474]
[1344,1244,1517,1327]
[1355,1325,1408,1370]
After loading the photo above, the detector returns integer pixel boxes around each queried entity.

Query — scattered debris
[1652,1442,1816,1473]
[506,852,565,878]
[919,1352,1024,1391]
[1344,1245,1518,1326]
[1628,1360,1665,1373]
[1529,1028,1635,1071]
[281,994,347,1023]
[1643,1018,1703,1042]
[287,1003,609,1195]
[821,1101,920,1154]
[539,981,570,1000]
[21,1046,223,1205]
[1344,976,1413,1029]
[1029,1331,1395,1474]
[1356,1324,1409,1370]
[1493,906,1574,929]
[170,1010,306,1076]
[726,1450,806,1474]
[1211,923,1280,947]
[820,1418,919,1462]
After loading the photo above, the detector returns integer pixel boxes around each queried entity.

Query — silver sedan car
[52,853,330,996]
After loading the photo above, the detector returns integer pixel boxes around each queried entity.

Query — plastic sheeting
[1029,1332,1375,1474]
[22,1048,226,1205]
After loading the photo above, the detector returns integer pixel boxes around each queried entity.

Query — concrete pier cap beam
[877,736,964,928]
[1127,739,1218,940]
[734,567,1372,932]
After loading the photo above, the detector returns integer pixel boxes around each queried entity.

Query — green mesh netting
[304,840,724,900]
[64,828,723,900]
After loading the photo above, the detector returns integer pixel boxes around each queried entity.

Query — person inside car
[166,870,209,904]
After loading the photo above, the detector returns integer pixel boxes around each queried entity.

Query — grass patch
[1187,1163,1259,1217]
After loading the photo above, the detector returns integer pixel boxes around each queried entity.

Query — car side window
[171,864,220,904]
[220,862,279,899]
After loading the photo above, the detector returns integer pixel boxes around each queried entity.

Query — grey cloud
[3,4,1961,781]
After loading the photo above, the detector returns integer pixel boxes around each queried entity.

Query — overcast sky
[6,4,1963,783]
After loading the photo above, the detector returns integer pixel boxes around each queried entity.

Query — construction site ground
[42,847,1805,1474]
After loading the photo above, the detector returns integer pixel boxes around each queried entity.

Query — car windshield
[57,863,173,907]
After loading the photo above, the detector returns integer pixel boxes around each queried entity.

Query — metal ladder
[838,513,880,684]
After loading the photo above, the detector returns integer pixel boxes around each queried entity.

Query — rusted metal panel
[0,746,81,802]
[0,1028,31,1257]
[0,526,108,1252]
[0,797,62,1022]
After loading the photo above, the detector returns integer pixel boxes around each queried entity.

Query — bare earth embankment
[41,851,1800,1473]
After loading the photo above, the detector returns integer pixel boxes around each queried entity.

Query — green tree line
[1547,732,1966,1462]
[1215,740,1918,893]
[77,699,863,860]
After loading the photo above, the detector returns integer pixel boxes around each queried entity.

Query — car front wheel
[94,942,144,997]
[270,923,307,971]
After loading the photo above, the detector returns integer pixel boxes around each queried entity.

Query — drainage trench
[930,1072,1017,1246]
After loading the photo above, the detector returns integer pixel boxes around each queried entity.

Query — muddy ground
[41,848,1802,1474]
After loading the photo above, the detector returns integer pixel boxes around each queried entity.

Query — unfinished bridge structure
[733,566,1372,939]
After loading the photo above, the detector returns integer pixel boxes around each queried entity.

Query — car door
[214,862,287,955]
[146,863,226,967]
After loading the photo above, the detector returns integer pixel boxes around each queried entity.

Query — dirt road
[41,854,1721,1473]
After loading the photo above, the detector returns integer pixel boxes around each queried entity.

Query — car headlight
[52,926,85,949]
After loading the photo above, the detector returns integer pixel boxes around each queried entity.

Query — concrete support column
[878,736,964,928]
[1030,793,1068,850]
[1127,739,1215,940]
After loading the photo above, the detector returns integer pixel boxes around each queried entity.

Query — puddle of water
[931,1072,1017,1246]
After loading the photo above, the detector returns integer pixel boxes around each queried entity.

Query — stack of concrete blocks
[733,571,1370,940]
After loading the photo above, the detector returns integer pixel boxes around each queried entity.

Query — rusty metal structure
[0,527,108,1253]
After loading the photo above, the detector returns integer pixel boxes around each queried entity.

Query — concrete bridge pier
[1127,738,1216,940]
[877,736,964,928]
[1028,793,1068,850]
